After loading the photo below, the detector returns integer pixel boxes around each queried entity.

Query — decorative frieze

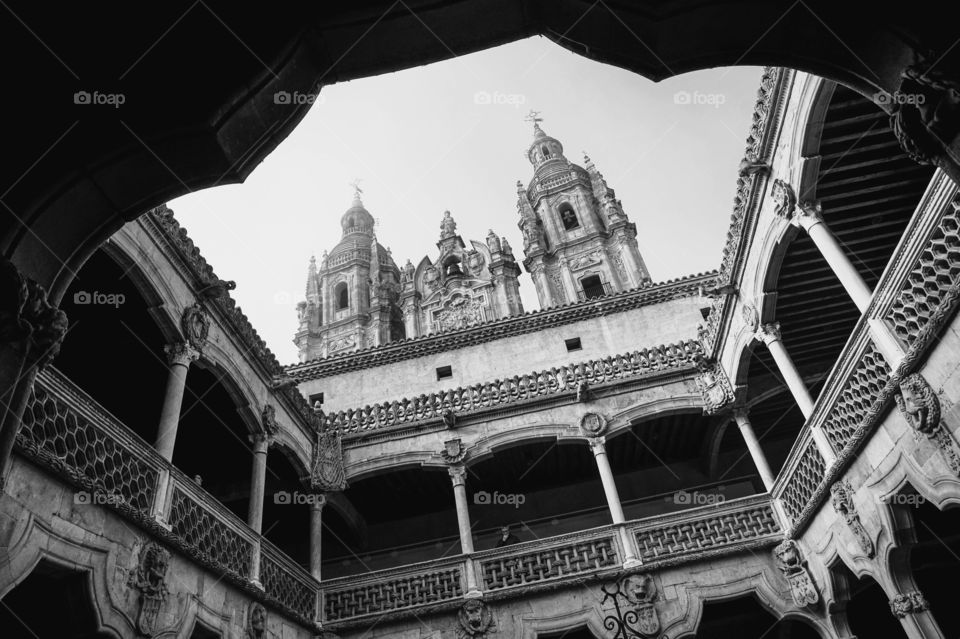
[830,480,874,558]
[889,590,931,619]
[772,540,819,607]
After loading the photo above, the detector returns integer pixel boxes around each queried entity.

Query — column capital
[249,432,273,452]
[889,590,930,618]
[791,200,824,232]
[308,491,327,511]
[165,341,200,366]
[755,322,782,345]
[732,406,750,423]
[448,464,467,486]
[588,437,607,456]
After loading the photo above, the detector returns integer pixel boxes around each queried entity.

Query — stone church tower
[398,210,523,337]
[518,119,651,307]
[294,191,404,361]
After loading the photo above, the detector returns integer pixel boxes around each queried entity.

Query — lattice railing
[480,535,619,590]
[261,542,317,620]
[821,344,891,454]
[168,486,254,578]
[886,196,960,348]
[324,340,703,434]
[323,564,463,621]
[779,438,827,522]
[18,371,160,514]
[632,499,780,563]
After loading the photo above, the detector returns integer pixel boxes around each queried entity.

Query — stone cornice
[287,271,716,381]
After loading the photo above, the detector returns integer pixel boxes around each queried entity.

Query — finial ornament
[349,178,363,202]
[524,109,543,125]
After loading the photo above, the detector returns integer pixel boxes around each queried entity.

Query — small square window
[436,365,453,380]
[565,337,582,352]
[700,307,711,320]
[309,392,325,407]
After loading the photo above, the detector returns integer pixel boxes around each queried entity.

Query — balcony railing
[319,494,780,627]
[772,171,960,536]
[15,366,321,628]
[321,340,704,436]
[577,281,613,301]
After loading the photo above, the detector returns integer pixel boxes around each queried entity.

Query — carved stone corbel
[830,480,875,558]
[896,373,960,475]
[456,599,494,639]
[889,590,930,619]
[890,59,960,166]
[773,539,820,606]
[128,542,171,636]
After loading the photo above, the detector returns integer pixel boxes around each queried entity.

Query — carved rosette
[896,373,960,475]
[889,590,930,619]
[830,480,875,558]
[456,599,494,639]
[773,539,819,607]
[128,542,171,636]
[247,601,267,639]
[180,303,210,350]
[771,179,797,219]
[310,429,346,492]
[694,359,736,415]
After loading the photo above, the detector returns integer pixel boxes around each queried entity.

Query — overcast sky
[169,37,763,363]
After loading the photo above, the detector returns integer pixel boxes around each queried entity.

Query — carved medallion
[771,179,797,219]
[128,542,171,636]
[579,412,606,436]
[601,573,660,638]
[456,599,494,639]
[773,539,819,606]
[695,359,736,415]
[180,303,209,350]
[741,303,759,332]
[310,430,346,491]
[441,438,466,465]
[246,601,267,639]
[831,480,874,558]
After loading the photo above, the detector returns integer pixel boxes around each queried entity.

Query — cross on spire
[524,109,543,126]
[349,178,363,202]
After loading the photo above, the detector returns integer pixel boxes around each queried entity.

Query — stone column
[755,323,815,418]
[559,258,579,302]
[247,432,271,588]
[793,202,873,313]
[531,263,554,308]
[732,409,776,491]
[309,492,326,582]
[589,438,640,567]
[154,342,199,461]
[448,464,481,597]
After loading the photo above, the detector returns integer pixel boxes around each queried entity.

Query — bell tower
[295,187,403,361]
[518,112,650,308]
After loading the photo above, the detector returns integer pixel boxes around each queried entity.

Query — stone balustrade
[772,173,960,536]
[15,367,322,629]
[322,340,704,435]
[319,495,781,626]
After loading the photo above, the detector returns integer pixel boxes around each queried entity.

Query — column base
[250,579,264,590]
[622,558,643,569]
[464,589,484,599]
[151,514,172,531]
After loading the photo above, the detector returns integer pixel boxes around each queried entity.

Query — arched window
[335,282,349,310]
[559,203,580,231]
[580,275,606,300]
[443,255,463,276]
[541,144,551,160]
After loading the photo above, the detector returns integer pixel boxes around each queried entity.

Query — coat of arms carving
[180,303,209,350]
[773,539,819,606]
[601,573,661,638]
[310,429,346,491]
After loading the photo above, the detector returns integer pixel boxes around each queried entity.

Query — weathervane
[524,109,543,125]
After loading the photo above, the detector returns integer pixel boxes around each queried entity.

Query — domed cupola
[340,189,375,237]
[525,111,566,170]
